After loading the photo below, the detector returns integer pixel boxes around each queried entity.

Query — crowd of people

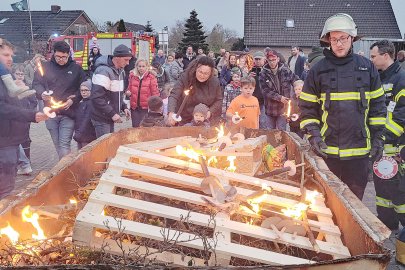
[0,13,404,231]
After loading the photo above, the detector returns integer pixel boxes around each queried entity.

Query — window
[73,38,84,51]
[286,19,295,28]
[74,24,87,35]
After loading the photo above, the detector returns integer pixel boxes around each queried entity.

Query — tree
[177,10,208,53]
[145,20,154,32]
[206,24,239,52]
[117,19,126,32]
[94,20,113,32]
[168,19,185,51]
[231,37,245,51]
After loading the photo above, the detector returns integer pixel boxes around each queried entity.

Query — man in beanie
[33,40,86,159]
[90,44,132,137]
[73,80,96,149]
[259,49,298,131]
[185,103,210,127]
[140,96,165,127]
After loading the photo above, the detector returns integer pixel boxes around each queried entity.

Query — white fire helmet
[320,13,359,44]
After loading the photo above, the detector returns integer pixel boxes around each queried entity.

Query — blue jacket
[74,98,96,143]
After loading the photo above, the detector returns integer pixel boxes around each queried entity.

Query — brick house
[244,0,402,58]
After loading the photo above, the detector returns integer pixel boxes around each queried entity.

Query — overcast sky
[0,0,404,38]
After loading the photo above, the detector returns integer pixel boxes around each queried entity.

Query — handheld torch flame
[184,89,190,96]
[286,99,292,118]
[36,61,44,77]
[50,97,65,109]
[0,223,20,245]
[21,206,46,240]
[215,124,225,139]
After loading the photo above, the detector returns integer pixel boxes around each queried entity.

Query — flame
[69,197,78,204]
[36,61,44,77]
[215,125,225,139]
[184,89,190,96]
[286,99,292,118]
[207,156,218,167]
[246,217,254,225]
[176,145,202,162]
[281,202,308,220]
[21,206,46,240]
[101,209,106,216]
[261,183,272,193]
[226,156,237,172]
[50,97,65,109]
[305,190,320,205]
[247,193,268,213]
[0,223,20,245]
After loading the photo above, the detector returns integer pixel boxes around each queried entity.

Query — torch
[43,97,66,118]
[172,89,191,122]
[231,111,245,124]
[36,61,53,96]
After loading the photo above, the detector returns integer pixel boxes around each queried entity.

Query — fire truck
[47,31,157,70]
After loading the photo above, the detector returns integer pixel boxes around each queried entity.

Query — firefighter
[299,13,387,200]
[370,40,405,230]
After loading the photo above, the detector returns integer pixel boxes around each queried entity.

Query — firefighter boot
[1,74,36,99]
[396,227,405,265]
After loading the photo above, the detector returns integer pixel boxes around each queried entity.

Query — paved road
[12,123,404,269]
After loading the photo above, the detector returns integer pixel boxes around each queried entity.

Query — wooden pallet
[73,146,351,267]
[123,136,267,176]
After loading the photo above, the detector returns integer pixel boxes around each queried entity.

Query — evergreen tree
[177,10,208,53]
[231,37,245,51]
[145,20,154,32]
[117,19,126,32]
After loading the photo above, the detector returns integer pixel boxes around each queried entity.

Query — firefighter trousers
[374,175,405,230]
[325,157,369,200]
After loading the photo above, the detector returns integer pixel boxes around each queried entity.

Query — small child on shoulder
[185,103,210,127]
[226,76,260,129]
[140,95,166,127]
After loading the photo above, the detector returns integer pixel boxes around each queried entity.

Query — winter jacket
[24,61,36,88]
[32,56,86,119]
[90,55,128,123]
[153,67,170,91]
[127,71,159,110]
[140,112,165,127]
[153,55,166,66]
[220,65,240,88]
[185,119,210,127]
[87,52,102,73]
[288,55,306,78]
[259,63,298,117]
[299,48,386,160]
[379,61,405,154]
[251,65,264,105]
[183,54,196,70]
[73,98,96,143]
[165,61,183,82]
[0,80,36,148]
[124,56,137,90]
[168,73,223,125]
[222,82,241,117]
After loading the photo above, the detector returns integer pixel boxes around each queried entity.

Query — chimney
[51,5,61,14]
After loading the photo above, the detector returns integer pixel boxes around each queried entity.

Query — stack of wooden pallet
[72,136,351,267]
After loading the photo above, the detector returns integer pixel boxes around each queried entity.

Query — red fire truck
[47,32,157,70]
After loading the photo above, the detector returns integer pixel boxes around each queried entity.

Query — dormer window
[286,19,294,28]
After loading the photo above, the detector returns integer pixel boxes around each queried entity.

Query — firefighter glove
[309,136,328,159]
[370,137,384,162]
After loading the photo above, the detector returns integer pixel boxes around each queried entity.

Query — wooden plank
[157,148,253,157]
[91,237,206,266]
[100,171,339,237]
[124,136,193,151]
[75,210,315,265]
[86,191,350,258]
[107,160,332,219]
[116,146,302,197]
[227,135,267,152]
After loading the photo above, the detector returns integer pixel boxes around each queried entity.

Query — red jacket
[127,71,159,109]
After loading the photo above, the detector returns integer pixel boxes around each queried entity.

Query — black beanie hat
[113,44,132,57]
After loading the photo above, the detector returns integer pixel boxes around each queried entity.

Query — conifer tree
[178,10,208,53]
[145,20,154,32]
[117,19,126,32]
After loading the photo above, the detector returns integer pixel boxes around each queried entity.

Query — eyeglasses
[196,68,211,77]
[54,55,68,60]
[330,35,351,45]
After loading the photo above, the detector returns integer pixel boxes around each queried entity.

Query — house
[109,21,146,33]
[0,5,96,62]
[244,0,402,58]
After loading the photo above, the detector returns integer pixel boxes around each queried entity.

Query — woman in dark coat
[167,56,223,126]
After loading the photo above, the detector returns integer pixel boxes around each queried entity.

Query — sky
[0,0,404,38]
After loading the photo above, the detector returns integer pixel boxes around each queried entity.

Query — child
[185,103,210,127]
[226,76,260,129]
[289,80,304,138]
[140,95,165,127]
[0,38,36,99]
[222,67,242,119]
[161,82,174,117]
[73,80,96,149]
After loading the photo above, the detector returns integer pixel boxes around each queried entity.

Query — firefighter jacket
[379,61,405,155]
[299,48,386,160]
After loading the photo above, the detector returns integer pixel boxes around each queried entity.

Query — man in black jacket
[0,39,48,199]
[33,41,86,159]
[299,14,387,199]
[90,44,131,138]
[287,46,306,78]
[370,40,405,230]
